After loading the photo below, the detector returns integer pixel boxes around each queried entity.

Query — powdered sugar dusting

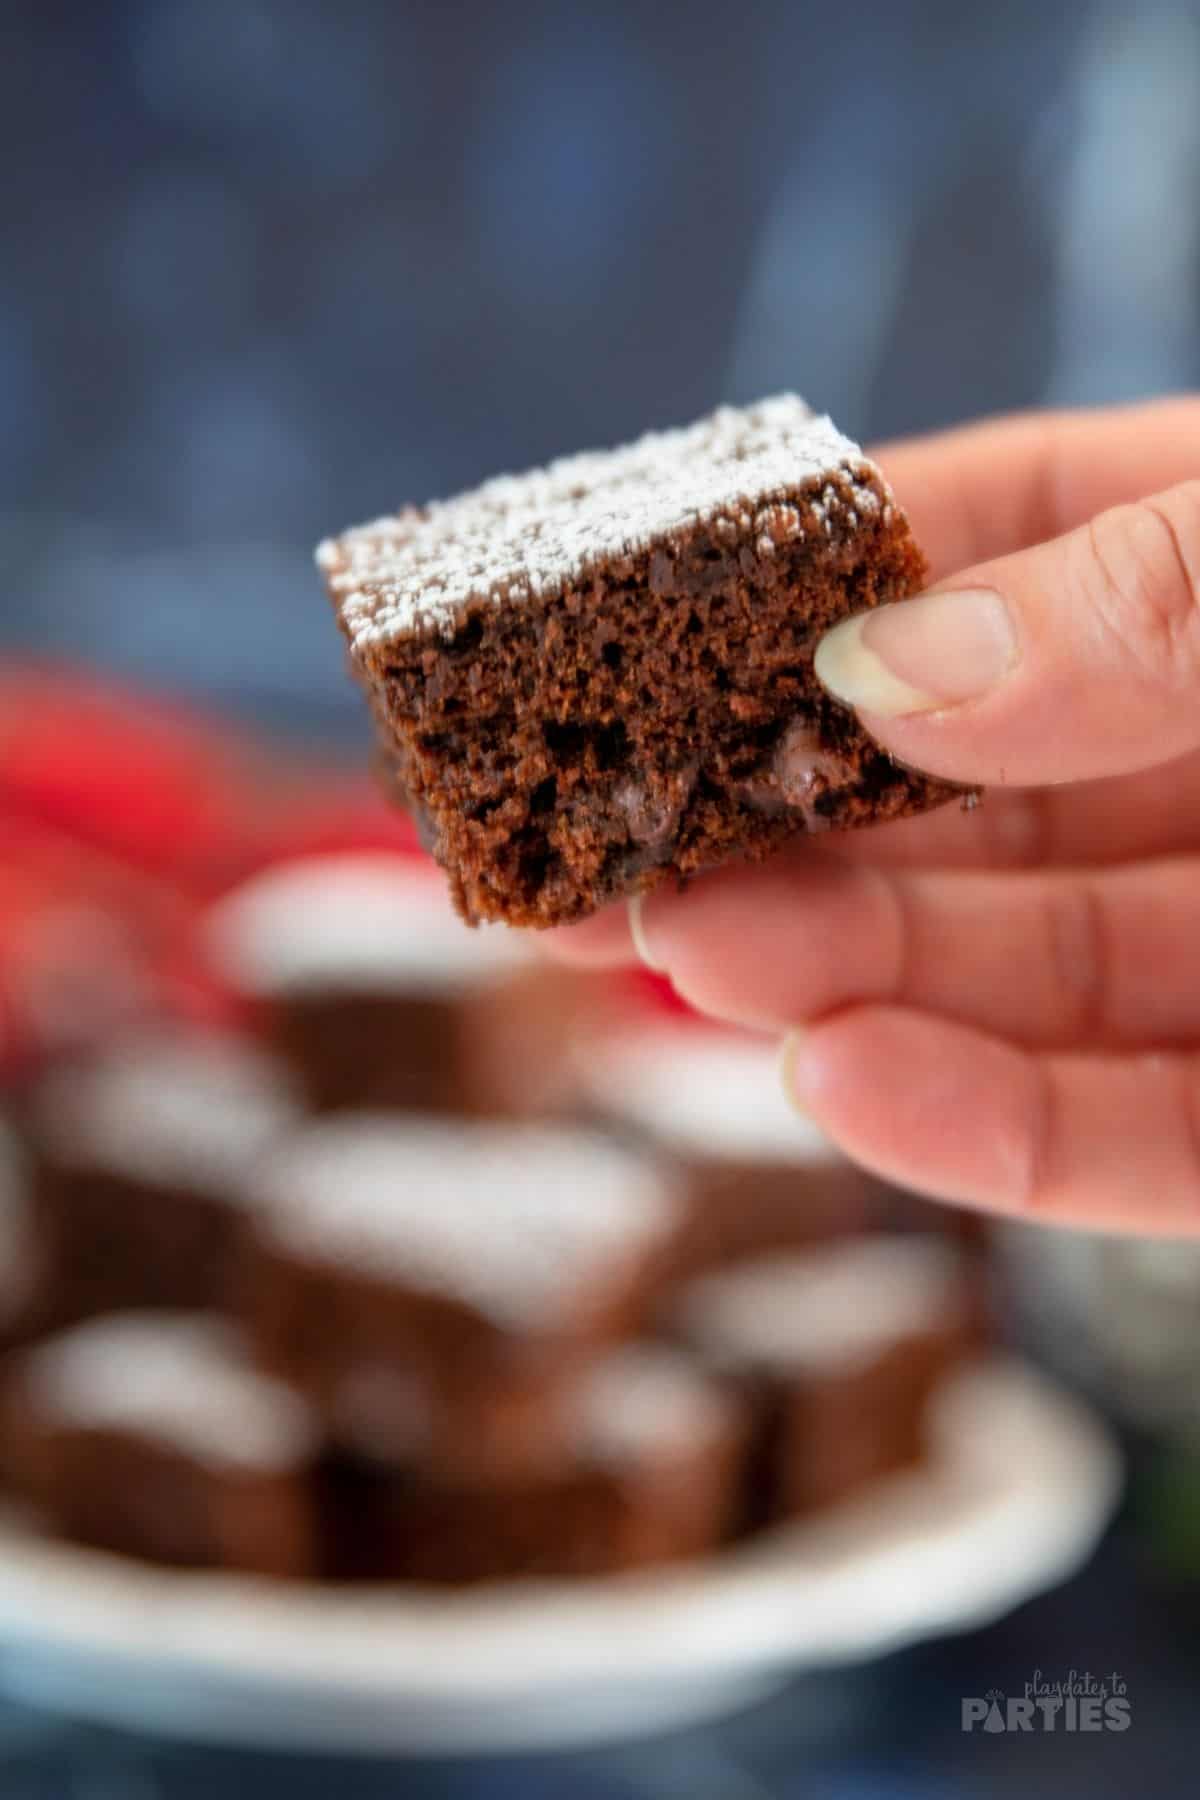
[34,1036,299,1195]
[320,395,892,650]
[579,1345,735,1467]
[252,1116,678,1331]
[207,853,530,996]
[23,1312,316,1470]
[675,1238,965,1376]
[585,1028,845,1164]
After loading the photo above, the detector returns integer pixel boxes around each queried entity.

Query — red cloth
[0,668,262,1076]
[0,663,683,1079]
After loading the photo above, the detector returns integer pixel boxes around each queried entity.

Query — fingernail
[778,1029,813,1114]
[814,587,1017,718]
[628,894,669,973]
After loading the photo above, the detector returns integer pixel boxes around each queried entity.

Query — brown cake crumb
[319,395,968,928]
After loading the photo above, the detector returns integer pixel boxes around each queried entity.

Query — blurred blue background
[4,0,1199,741]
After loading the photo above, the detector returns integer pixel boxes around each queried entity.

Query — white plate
[0,1359,1120,1754]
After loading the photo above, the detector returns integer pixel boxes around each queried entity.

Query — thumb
[814,479,1200,786]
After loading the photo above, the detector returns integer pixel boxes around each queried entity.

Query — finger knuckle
[1043,880,1111,1041]
[1084,482,1200,687]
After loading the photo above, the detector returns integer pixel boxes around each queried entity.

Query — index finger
[875,394,1200,579]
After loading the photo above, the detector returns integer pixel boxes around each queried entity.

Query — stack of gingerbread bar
[0,1009,980,1583]
[0,398,984,1583]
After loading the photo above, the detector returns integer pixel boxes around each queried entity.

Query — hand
[551,397,1200,1234]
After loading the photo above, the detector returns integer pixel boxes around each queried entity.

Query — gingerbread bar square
[2,1312,319,1576]
[206,852,596,1117]
[671,1236,976,1523]
[581,1026,882,1272]
[243,1116,684,1479]
[25,1035,299,1324]
[320,395,961,926]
